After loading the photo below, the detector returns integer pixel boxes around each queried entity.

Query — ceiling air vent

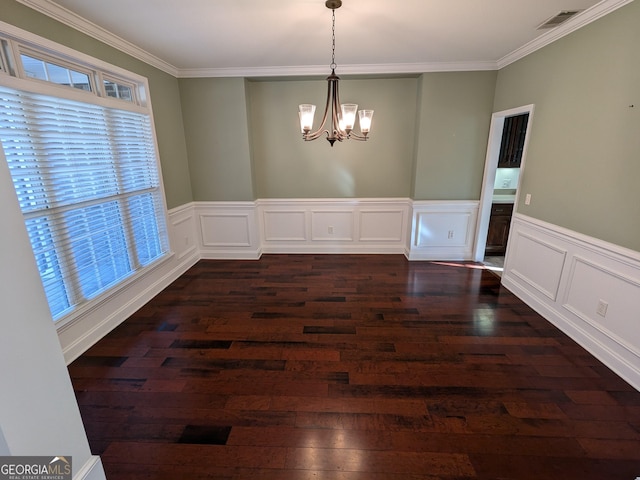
[537,10,582,29]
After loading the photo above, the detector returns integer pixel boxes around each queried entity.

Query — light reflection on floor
[428,258,505,278]
[426,260,504,336]
[473,307,497,336]
[483,256,504,277]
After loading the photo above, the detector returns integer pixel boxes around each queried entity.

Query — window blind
[0,85,168,321]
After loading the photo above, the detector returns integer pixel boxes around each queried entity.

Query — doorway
[474,105,534,271]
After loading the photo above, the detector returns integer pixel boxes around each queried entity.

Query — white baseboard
[502,214,640,391]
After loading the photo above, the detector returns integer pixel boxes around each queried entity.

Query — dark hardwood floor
[68,254,640,479]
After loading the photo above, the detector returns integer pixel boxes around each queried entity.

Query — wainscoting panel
[563,255,640,363]
[508,231,567,301]
[258,198,410,254]
[168,203,199,261]
[195,202,261,259]
[360,209,406,242]
[263,210,307,241]
[311,210,354,241]
[502,214,640,391]
[200,214,251,246]
[407,201,479,260]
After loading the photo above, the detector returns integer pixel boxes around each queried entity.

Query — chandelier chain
[330,8,336,70]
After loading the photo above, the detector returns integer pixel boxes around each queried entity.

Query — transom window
[20,52,92,91]
[103,77,134,102]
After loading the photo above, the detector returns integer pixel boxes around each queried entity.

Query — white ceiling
[17,0,629,77]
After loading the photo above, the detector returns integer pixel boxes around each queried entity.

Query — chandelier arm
[334,75,348,139]
[303,75,334,140]
[346,133,369,141]
[304,130,328,141]
[330,76,345,142]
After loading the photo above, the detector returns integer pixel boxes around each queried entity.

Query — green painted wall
[494,1,640,251]
[413,71,497,200]
[0,0,193,209]
[179,78,254,201]
[247,76,418,198]
[177,72,496,201]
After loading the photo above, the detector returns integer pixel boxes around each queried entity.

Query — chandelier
[298,0,373,146]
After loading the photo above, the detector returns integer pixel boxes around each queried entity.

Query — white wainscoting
[407,201,479,260]
[168,202,199,262]
[195,202,261,259]
[258,198,411,254]
[502,214,640,391]
[57,204,200,363]
[190,199,481,258]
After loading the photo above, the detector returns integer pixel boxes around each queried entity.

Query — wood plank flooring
[68,254,640,479]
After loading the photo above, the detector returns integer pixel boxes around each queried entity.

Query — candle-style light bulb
[340,104,358,132]
[299,104,316,133]
[358,109,374,134]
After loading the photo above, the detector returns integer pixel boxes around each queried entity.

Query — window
[20,53,92,91]
[103,77,134,102]
[0,34,169,323]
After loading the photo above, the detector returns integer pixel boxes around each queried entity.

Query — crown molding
[15,0,633,79]
[14,0,179,76]
[11,0,495,78]
[497,0,634,69]
[176,61,499,79]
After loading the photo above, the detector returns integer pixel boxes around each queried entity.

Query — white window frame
[100,72,139,104]
[0,44,7,75]
[16,45,97,93]
[0,20,172,328]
